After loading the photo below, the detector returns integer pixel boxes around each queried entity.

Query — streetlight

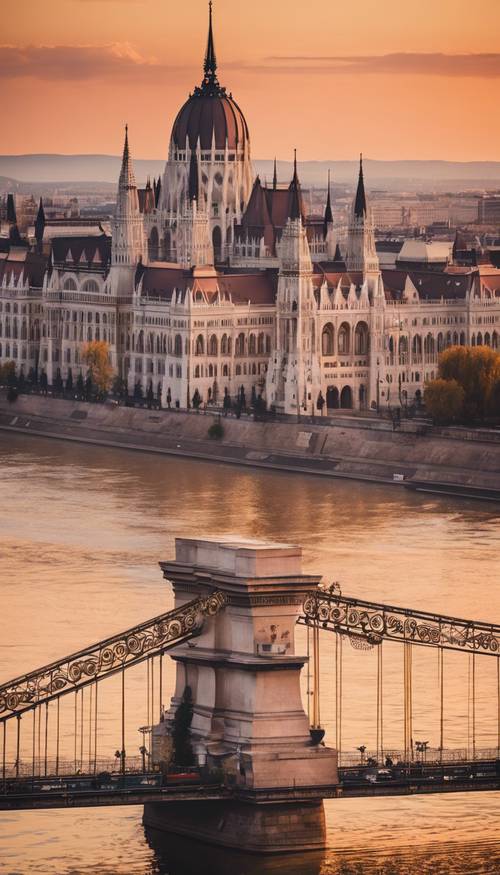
[356,745,367,765]
[138,726,151,773]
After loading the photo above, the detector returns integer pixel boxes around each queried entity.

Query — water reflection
[145,828,325,875]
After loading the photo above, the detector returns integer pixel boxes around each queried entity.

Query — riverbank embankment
[0,395,499,497]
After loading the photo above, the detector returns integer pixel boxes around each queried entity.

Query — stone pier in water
[144,536,338,853]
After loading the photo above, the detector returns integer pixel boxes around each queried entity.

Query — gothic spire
[119,124,137,192]
[354,153,367,217]
[323,169,333,238]
[6,193,17,225]
[273,157,277,191]
[289,149,302,221]
[35,197,45,252]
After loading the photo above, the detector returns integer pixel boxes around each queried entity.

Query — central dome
[170,2,249,153]
[172,93,249,152]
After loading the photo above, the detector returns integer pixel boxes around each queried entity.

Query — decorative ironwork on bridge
[0,591,226,719]
[300,587,500,656]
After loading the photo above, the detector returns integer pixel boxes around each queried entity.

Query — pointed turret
[6,194,22,246]
[323,170,333,239]
[35,197,46,253]
[346,153,379,275]
[155,175,162,208]
[288,150,303,222]
[354,153,367,217]
[112,125,145,270]
[273,157,278,191]
[6,194,17,225]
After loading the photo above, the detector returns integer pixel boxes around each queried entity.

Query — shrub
[208,420,224,440]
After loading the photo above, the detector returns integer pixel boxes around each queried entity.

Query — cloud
[261,53,500,78]
[2,45,499,83]
[0,43,181,81]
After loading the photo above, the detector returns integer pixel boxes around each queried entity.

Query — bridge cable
[438,646,444,763]
[37,699,42,776]
[88,683,93,774]
[376,642,383,764]
[403,642,413,762]
[44,701,49,777]
[74,690,78,773]
[335,632,343,764]
[55,697,60,777]
[306,625,311,724]
[472,651,476,760]
[151,656,155,740]
[15,714,21,779]
[80,687,84,772]
[94,681,98,775]
[2,722,5,791]
[121,663,126,775]
[497,657,500,760]
[31,709,36,786]
[159,653,163,724]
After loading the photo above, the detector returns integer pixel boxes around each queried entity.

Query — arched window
[174,334,182,356]
[437,332,444,353]
[485,332,491,346]
[322,323,334,356]
[492,331,498,350]
[63,278,77,291]
[221,334,228,355]
[354,322,368,355]
[338,323,350,355]
[208,334,218,356]
[460,332,466,345]
[195,334,204,355]
[137,330,144,353]
[82,279,99,293]
[257,332,265,355]
[235,364,241,376]
[424,334,435,356]
[235,332,245,356]
[265,335,271,355]
[477,332,483,346]
[412,335,422,356]
[248,334,256,355]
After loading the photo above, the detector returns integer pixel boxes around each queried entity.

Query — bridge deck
[1,761,498,811]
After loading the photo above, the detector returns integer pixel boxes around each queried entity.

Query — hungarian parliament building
[1,7,499,414]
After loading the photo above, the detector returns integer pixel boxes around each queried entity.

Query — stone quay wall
[0,394,499,495]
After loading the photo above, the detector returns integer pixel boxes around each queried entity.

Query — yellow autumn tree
[438,345,500,421]
[81,341,114,395]
[424,378,465,425]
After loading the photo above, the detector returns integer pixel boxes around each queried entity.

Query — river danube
[0,434,499,874]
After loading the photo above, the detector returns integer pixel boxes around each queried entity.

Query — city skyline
[1,0,499,161]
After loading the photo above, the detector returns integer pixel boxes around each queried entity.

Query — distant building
[479,196,500,225]
[0,5,499,414]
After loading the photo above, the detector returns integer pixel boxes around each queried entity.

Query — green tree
[81,341,114,396]
[424,378,465,425]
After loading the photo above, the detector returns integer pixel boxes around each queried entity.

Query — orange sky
[1,0,499,160]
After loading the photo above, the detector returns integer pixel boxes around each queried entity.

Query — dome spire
[198,1,223,95]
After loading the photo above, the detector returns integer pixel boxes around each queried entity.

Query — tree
[424,378,465,425]
[134,381,143,403]
[192,388,202,410]
[0,361,15,386]
[76,371,85,399]
[146,382,154,409]
[53,368,64,395]
[166,388,172,409]
[316,391,325,415]
[65,368,73,394]
[172,686,194,767]
[438,346,500,422]
[81,341,114,396]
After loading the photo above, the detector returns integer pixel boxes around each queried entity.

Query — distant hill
[0,154,498,191]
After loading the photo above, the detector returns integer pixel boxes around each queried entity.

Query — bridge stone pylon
[146,536,338,853]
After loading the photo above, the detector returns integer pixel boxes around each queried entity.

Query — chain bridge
[1,537,499,853]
